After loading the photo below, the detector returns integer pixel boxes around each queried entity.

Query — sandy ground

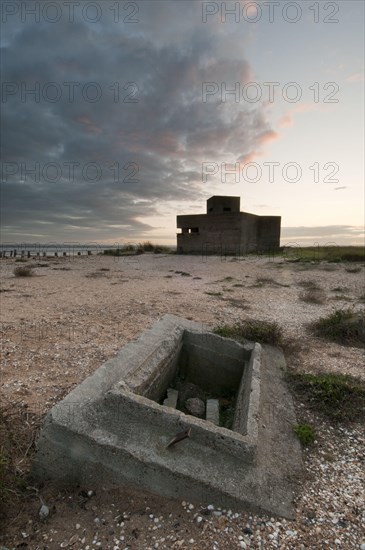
[0,253,364,549]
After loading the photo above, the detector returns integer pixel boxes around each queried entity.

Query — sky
[1,0,364,246]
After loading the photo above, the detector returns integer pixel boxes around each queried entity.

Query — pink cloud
[346,73,364,83]
[75,116,102,134]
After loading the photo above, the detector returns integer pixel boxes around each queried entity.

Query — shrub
[141,241,154,252]
[214,319,283,346]
[293,423,316,446]
[13,265,34,277]
[310,308,364,346]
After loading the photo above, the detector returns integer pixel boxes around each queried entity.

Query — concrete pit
[33,314,302,518]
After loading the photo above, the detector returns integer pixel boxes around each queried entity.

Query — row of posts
[0,250,94,258]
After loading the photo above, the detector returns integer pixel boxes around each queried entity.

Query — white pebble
[207,504,214,510]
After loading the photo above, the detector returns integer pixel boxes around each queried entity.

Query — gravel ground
[0,253,364,549]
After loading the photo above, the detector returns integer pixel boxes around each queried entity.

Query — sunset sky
[1,0,364,246]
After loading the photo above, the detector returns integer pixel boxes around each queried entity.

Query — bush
[140,241,154,252]
[214,319,283,346]
[13,265,34,277]
[310,308,364,346]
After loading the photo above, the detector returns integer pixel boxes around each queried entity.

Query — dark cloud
[1,1,274,241]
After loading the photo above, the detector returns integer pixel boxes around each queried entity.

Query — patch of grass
[253,277,290,288]
[99,268,110,272]
[13,265,34,277]
[345,266,362,273]
[140,241,154,252]
[15,258,27,263]
[298,280,321,290]
[232,283,245,288]
[299,289,326,304]
[255,277,276,285]
[293,423,316,446]
[310,308,364,346]
[330,295,353,302]
[205,291,223,297]
[0,398,42,512]
[214,319,283,346]
[153,246,171,254]
[332,287,347,292]
[287,372,365,423]
[283,246,365,263]
[180,272,191,277]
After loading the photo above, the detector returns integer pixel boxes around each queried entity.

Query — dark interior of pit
[155,333,250,431]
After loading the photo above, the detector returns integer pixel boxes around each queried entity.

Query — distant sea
[0,243,122,256]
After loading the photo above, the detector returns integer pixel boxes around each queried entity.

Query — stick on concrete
[166,428,191,449]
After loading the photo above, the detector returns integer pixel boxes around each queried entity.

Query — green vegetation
[214,319,283,346]
[293,423,316,446]
[205,291,223,297]
[310,308,364,346]
[287,372,365,423]
[13,265,34,277]
[283,245,365,263]
[103,242,172,256]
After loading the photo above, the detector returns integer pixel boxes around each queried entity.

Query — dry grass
[299,288,326,304]
[0,397,42,515]
[13,265,34,277]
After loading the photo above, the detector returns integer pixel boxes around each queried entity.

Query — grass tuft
[214,319,283,346]
[13,265,34,277]
[299,289,326,304]
[310,308,364,346]
[345,266,362,273]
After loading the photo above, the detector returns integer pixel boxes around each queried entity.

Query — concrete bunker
[177,195,281,254]
[33,315,302,518]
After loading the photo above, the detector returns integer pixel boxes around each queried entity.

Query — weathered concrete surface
[206,399,219,425]
[32,314,302,518]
